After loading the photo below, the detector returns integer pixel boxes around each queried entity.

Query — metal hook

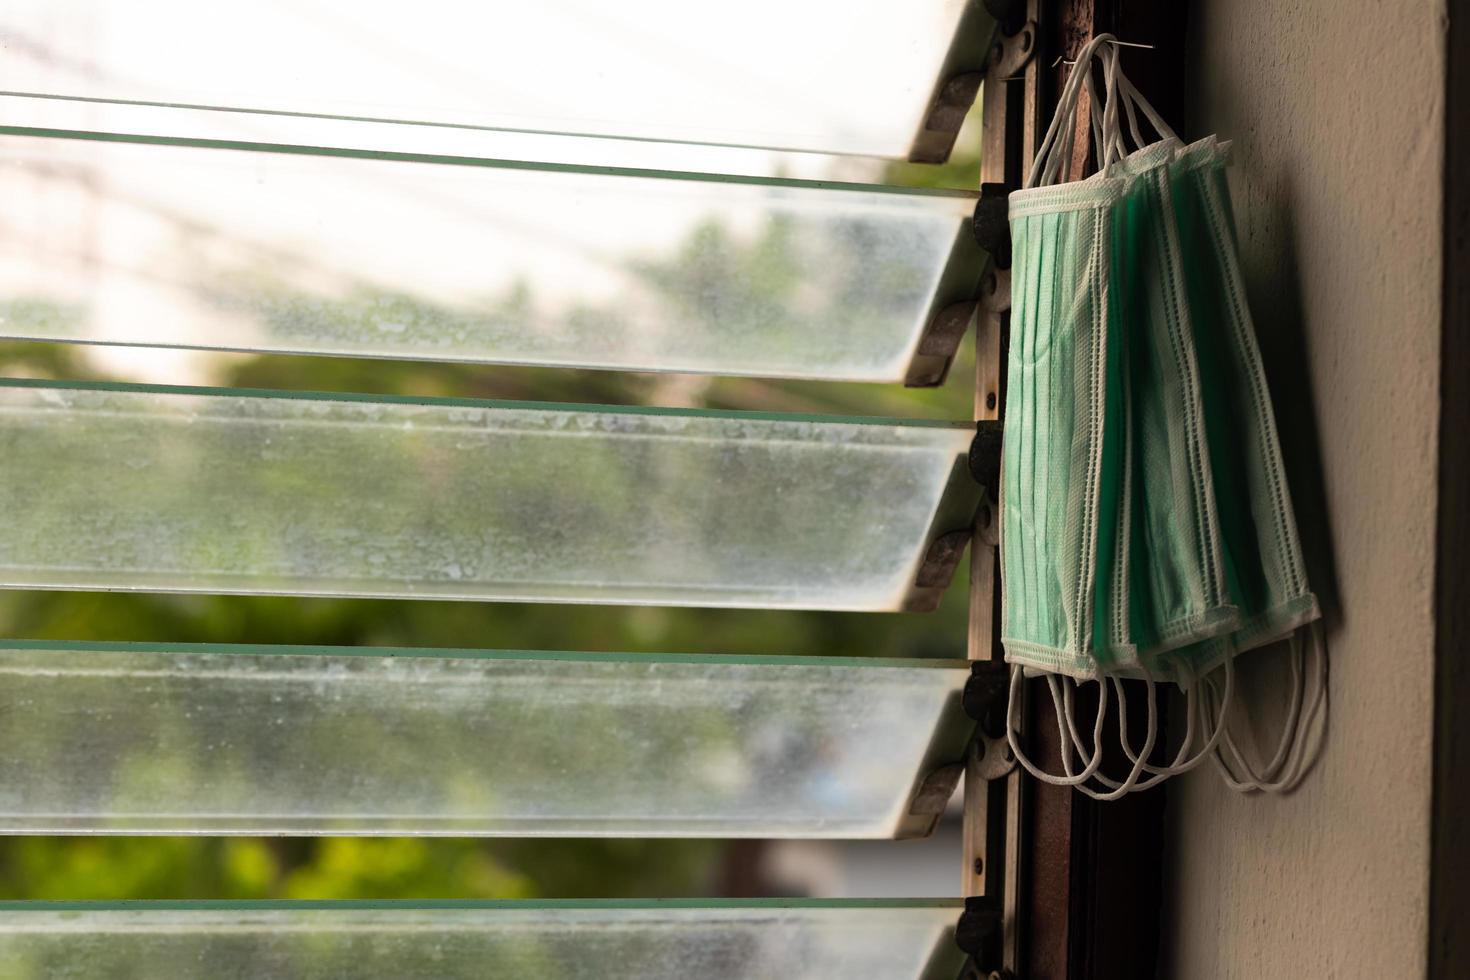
[1051,39,1155,69]
[996,36,1155,82]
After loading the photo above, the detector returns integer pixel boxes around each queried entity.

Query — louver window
[0,2,1113,977]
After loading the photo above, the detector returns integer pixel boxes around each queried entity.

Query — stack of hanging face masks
[1000,36,1325,798]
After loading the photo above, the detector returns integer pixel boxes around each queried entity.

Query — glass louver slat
[0,642,973,838]
[0,129,983,384]
[0,381,979,610]
[2,0,994,159]
[0,901,967,980]
[0,94,879,181]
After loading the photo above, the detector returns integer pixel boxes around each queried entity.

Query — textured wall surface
[1163,1,1446,976]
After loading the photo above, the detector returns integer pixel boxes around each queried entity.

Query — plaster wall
[1163,1,1447,976]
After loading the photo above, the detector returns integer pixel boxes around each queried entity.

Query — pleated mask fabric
[1002,176,1124,677]
[1160,134,1321,680]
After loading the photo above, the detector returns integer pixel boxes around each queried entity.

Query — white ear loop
[1113,674,1208,785]
[1207,623,1327,793]
[1048,671,1109,783]
[1072,676,1157,800]
[1055,677,1171,798]
[1093,50,1180,168]
[1049,650,1239,796]
[1029,36,1152,189]
[1006,665,1114,786]
[1220,634,1305,781]
[1027,33,1120,188]
[1121,82,1145,155]
[1070,37,1127,178]
[1028,37,1098,187]
[1115,72,1179,149]
[1095,43,1128,170]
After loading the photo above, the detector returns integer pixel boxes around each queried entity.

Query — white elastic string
[1024,649,1237,795]
[1286,623,1330,786]
[1026,34,1179,187]
[1027,34,1118,188]
[1208,624,1327,793]
[1073,676,1158,800]
[1254,632,1307,778]
[1031,37,1154,187]
[1164,651,1239,775]
[1208,675,1271,790]
[1118,661,1223,781]
[1028,38,1098,187]
[1121,81,1145,156]
[1075,36,1148,175]
[1113,678,1203,784]
[1006,666,1114,786]
[1010,648,1250,796]
[1052,676,1076,777]
[1085,66,1105,168]
[1063,671,1203,795]
[1056,36,1124,184]
[1051,673,1109,782]
[1119,666,1201,776]
[1055,102,1079,191]
[1085,41,1124,170]
[1098,43,1128,169]
[1036,65,1090,188]
[1080,651,1240,791]
[1206,660,1267,789]
[1057,677,1110,785]
[1057,673,1105,777]
[1117,72,1179,145]
[1052,670,1195,797]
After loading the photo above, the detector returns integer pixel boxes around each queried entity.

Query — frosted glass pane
[0,643,973,837]
[2,0,994,158]
[0,901,966,980]
[0,381,979,610]
[0,130,982,383]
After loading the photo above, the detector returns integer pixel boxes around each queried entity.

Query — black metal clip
[983,0,1027,37]
[965,661,1017,782]
[956,895,1004,968]
[964,661,1009,735]
[972,183,1012,269]
[969,420,1003,498]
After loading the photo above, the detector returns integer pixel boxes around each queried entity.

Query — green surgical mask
[1162,133,1321,669]
[1000,37,1324,798]
[1103,138,1243,672]
[1003,39,1237,681]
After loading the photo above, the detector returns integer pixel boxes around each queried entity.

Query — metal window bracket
[965,660,1017,782]
[915,528,973,597]
[973,183,1015,269]
[955,896,1004,973]
[907,0,1003,163]
[907,299,983,388]
[982,265,1013,316]
[969,420,1004,502]
[984,0,1027,38]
